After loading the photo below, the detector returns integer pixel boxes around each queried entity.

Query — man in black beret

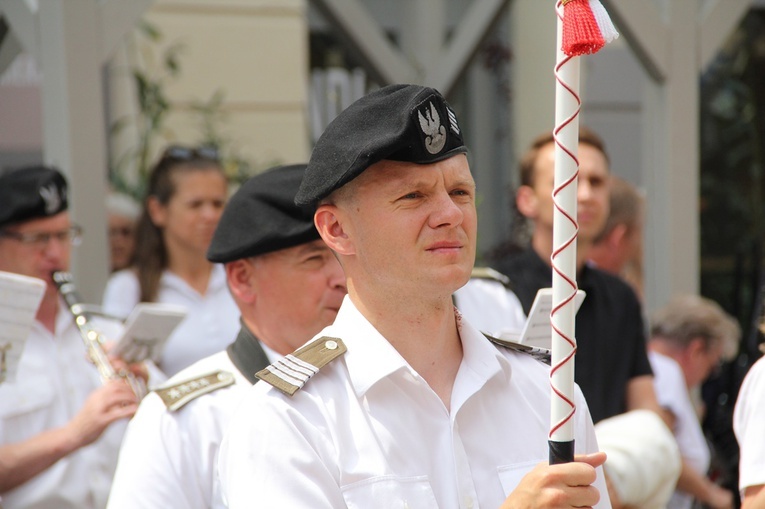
[106,164,347,509]
[221,84,609,509]
[0,165,139,508]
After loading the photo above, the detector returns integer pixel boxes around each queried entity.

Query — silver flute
[52,271,147,399]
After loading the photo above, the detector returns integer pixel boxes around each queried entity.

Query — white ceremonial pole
[549,0,580,465]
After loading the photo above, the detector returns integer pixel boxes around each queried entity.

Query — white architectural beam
[37,0,111,301]
[665,0,701,297]
[311,0,417,84]
[401,0,443,73]
[0,0,39,62]
[0,28,23,75]
[601,0,669,81]
[1,0,152,300]
[428,0,510,95]
[700,0,751,70]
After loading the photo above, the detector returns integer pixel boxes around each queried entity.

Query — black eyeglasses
[0,225,83,249]
[161,145,219,162]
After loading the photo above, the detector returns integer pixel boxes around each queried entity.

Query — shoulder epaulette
[155,370,236,411]
[483,333,551,365]
[471,267,511,288]
[256,336,346,397]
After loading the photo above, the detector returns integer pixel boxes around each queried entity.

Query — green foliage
[108,20,264,201]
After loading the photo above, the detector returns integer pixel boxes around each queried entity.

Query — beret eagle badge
[418,101,446,155]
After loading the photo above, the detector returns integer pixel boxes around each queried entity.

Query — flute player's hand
[64,379,138,448]
[499,452,607,509]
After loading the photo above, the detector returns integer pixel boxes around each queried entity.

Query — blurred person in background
[648,295,740,509]
[491,127,660,425]
[102,146,239,377]
[106,192,140,272]
[0,165,139,509]
[588,175,644,301]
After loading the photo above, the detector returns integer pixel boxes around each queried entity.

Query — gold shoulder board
[256,336,346,397]
[471,267,511,287]
[155,370,236,411]
[483,333,551,365]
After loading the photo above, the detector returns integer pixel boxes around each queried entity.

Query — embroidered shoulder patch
[483,333,551,365]
[256,336,346,396]
[155,370,236,411]
[470,267,511,288]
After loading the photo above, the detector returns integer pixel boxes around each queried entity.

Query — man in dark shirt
[493,128,660,424]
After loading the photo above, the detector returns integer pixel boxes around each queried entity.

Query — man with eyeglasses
[0,165,139,509]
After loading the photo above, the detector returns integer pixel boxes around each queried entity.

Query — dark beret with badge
[207,164,319,263]
[0,165,69,228]
[295,84,468,206]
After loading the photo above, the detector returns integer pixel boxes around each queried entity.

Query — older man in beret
[0,165,139,509]
[219,85,609,509]
[106,164,346,509]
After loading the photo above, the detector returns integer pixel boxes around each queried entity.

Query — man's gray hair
[650,294,740,360]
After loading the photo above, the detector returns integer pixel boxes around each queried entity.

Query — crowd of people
[0,83,763,509]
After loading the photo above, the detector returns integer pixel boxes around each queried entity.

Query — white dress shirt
[219,296,607,509]
[107,352,249,509]
[649,351,710,509]
[454,277,526,339]
[102,265,239,376]
[734,355,765,493]
[0,304,126,509]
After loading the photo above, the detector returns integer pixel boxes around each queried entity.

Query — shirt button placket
[452,421,478,509]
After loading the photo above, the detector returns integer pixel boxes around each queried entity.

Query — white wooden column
[603,0,750,310]
[0,0,153,302]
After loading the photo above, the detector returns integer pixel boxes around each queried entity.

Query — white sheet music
[507,288,586,350]
[0,271,46,384]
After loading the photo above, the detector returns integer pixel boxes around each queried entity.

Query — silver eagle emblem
[418,102,447,154]
[39,183,62,214]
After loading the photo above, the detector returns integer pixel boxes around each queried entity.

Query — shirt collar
[226,323,271,384]
[327,296,410,397]
[330,296,511,399]
[161,264,227,294]
[453,310,512,405]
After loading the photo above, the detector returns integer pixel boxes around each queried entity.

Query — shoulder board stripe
[155,370,236,411]
[285,354,320,376]
[257,336,346,396]
[264,363,307,387]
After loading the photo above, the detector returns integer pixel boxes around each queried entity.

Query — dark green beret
[295,84,467,206]
[0,165,69,228]
[207,164,319,263]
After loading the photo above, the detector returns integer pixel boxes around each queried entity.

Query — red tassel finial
[561,0,605,56]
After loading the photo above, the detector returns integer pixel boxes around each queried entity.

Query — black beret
[0,165,68,228]
[207,164,319,263]
[295,84,467,206]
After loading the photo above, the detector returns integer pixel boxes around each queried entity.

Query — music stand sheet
[0,271,46,384]
[515,288,586,350]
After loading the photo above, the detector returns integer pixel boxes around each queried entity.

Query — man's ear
[315,205,354,256]
[516,185,537,218]
[225,259,257,305]
[687,337,707,359]
[608,224,629,248]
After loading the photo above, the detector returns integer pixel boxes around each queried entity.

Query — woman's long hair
[132,146,225,302]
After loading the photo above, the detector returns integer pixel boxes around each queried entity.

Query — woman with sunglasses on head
[103,146,240,377]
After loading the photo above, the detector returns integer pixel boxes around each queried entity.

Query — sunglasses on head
[161,145,220,162]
